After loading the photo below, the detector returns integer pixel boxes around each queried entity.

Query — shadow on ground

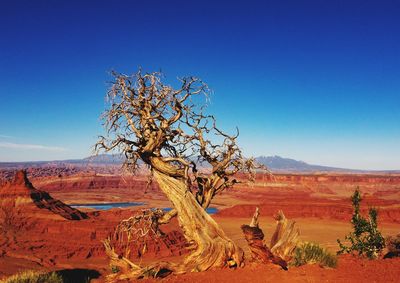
[56,269,101,283]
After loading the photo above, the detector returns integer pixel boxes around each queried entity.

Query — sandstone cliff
[0,170,87,221]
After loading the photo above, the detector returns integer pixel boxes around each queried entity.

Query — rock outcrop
[0,170,87,220]
[0,171,187,276]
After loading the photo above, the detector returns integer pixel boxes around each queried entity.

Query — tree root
[104,238,175,281]
[104,236,243,282]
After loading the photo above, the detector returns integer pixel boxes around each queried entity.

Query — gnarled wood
[270,210,299,261]
[96,71,255,280]
[241,207,287,270]
[103,170,244,282]
[154,170,244,271]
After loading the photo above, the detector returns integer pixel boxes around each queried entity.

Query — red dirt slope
[135,255,400,283]
[0,171,187,279]
[0,170,87,220]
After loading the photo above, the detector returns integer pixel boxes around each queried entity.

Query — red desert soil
[1,169,400,282]
[135,255,400,283]
[0,171,187,279]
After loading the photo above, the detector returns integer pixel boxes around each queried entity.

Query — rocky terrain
[0,170,88,221]
[0,171,187,279]
[0,168,399,282]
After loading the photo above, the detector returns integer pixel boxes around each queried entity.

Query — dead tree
[95,70,259,280]
[241,208,288,270]
[270,210,299,261]
[241,208,299,270]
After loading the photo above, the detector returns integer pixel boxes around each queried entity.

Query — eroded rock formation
[0,170,87,220]
[0,171,187,275]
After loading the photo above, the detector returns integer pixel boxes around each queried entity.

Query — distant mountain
[86,154,360,172]
[0,154,124,169]
[82,154,124,164]
[1,154,399,173]
[255,155,362,173]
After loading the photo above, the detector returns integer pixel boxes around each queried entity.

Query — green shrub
[0,270,63,283]
[291,242,337,268]
[337,188,385,259]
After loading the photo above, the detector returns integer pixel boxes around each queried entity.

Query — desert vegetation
[2,0,400,281]
[337,188,385,259]
[0,270,62,283]
[95,70,265,280]
[292,242,337,268]
[1,161,400,282]
[92,70,314,281]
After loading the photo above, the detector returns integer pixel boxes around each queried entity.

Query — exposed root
[104,238,176,281]
[103,174,244,281]
[104,236,242,282]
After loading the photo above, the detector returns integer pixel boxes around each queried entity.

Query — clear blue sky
[0,0,399,170]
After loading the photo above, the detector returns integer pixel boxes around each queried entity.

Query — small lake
[71,202,218,214]
[71,202,145,210]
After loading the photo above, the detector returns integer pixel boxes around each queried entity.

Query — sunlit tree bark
[96,70,259,280]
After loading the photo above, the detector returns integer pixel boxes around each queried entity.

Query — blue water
[71,202,218,214]
[71,202,145,210]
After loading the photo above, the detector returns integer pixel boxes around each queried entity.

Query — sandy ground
[1,172,400,282]
[215,216,400,253]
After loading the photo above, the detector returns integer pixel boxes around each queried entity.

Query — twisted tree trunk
[104,162,244,281]
[97,71,257,281]
[153,170,244,272]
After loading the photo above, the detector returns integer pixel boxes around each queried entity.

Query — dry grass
[0,270,63,283]
[291,242,337,268]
